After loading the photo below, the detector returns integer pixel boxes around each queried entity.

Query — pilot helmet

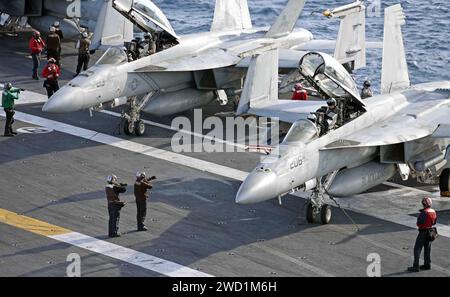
[364,80,371,87]
[326,98,337,107]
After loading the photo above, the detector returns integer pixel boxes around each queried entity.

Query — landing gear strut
[305,171,338,224]
[122,93,153,136]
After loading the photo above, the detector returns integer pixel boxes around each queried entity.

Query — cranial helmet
[107,175,117,184]
[294,83,303,90]
[422,197,432,208]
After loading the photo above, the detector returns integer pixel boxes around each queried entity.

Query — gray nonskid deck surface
[0,115,449,277]
[1,32,450,277]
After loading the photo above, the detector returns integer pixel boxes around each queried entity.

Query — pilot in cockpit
[311,98,341,136]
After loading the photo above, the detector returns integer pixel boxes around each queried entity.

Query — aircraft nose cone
[42,87,84,113]
[236,170,279,204]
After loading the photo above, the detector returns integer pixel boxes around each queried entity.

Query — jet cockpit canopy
[283,119,319,145]
[298,52,365,112]
[96,47,128,65]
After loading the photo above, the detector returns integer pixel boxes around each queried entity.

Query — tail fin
[381,4,410,94]
[265,0,306,38]
[91,0,133,50]
[236,49,279,115]
[326,1,366,71]
[211,0,252,31]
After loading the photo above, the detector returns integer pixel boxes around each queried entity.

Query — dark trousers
[47,49,60,66]
[76,53,90,74]
[413,230,432,267]
[108,203,122,236]
[3,108,14,135]
[31,53,40,78]
[44,79,60,98]
[136,200,147,229]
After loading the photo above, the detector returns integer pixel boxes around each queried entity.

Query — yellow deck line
[0,208,70,236]
[0,208,212,276]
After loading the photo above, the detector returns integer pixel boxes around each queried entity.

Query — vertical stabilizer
[265,0,306,38]
[326,1,366,70]
[381,4,410,94]
[91,0,133,50]
[236,49,279,115]
[211,0,252,31]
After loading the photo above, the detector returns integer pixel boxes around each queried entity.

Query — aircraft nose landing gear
[306,190,332,224]
[305,172,338,224]
[122,93,153,136]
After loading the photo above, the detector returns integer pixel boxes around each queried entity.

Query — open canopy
[112,0,178,41]
[299,52,365,108]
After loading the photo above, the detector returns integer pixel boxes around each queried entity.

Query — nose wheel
[122,93,153,136]
[124,119,145,136]
[305,195,332,224]
[305,172,339,224]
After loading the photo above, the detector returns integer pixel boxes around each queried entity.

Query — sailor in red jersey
[291,83,308,101]
[408,197,437,272]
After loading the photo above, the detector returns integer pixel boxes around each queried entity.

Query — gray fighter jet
[42,0,369,136]
[0,0,165,48]
[235,4,450,224]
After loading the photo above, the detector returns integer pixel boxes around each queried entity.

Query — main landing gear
[122,93,153,136]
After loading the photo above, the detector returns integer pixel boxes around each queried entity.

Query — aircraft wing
[135,48,241,72]
[248,100,325,123]
[324,102,450,150]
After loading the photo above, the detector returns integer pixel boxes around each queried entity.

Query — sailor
[408,197,437,272]
[41,58,61,98]
[53,21,64,60]
[1,83,21,137]
[291,83,308,100]
[29,31,46,80]
[105,175,127,238]
[134,172,156,231]
[74,31,91,77]
[46,26,61,65]
[53,21,64,40]
[360,80,373,99]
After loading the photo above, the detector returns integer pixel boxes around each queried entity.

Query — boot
[138,225,148,232]
[420,264,431,271]
[407,266,419,272]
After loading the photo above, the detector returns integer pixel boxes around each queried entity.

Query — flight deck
[1,32,450,277]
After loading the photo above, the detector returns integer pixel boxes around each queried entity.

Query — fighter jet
[235,4,450,224]
[42,0,369,136]
[0,0,165,49]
